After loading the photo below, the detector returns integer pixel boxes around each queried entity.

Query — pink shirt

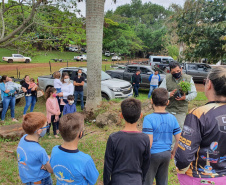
[46,97,60,123]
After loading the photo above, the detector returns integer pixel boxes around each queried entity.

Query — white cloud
[76,0,185,17]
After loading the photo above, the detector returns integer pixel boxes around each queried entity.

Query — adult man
[131,70,142,98]
[159,62,197,128]
[73,69,85,110]
[148,70,160,99]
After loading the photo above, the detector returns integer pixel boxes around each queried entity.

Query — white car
[105,51,110,57]
[74,54,87,61]
[112,56,121,61]
[69,47,78,52]
[2,54,31,63]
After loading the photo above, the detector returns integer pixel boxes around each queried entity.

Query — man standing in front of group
[132,70,142,98]
[159,62,197,129]
[74,69,85,110]
[148,70,160,99]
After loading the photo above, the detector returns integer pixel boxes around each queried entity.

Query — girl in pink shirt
[46,87,61,138]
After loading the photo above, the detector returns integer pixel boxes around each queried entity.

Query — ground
[0,59,208,185]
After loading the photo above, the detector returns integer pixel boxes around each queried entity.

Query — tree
[176,0,226,63]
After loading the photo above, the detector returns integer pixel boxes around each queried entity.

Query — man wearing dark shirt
[131,70,142,97]
[103,98,151,185]
[73,69,85,110]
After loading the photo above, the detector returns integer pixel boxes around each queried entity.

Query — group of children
[17,87,181,185]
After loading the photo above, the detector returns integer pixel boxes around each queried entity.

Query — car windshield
[101,71,112,81]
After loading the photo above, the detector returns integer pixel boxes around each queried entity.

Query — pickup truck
[37,67,133,100]
[0,76,25,113]
[2,54,31,63]
[74,54,87,61]
[182,63,212,83]
[112,56,121,61]
[106,65,166,89]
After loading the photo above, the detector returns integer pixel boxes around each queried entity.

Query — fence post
[67,60,68,67]
[105,65,106,71]
[49,61,52,74]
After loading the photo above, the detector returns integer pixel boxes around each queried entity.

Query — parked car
[37,67,133,100]
[81,48,86,53]
[69,47,78,52]
[0,76,24,113]
[74,54,87,61]
[2,54,31,63]
[106,65,166,89]
[112,56,121,61]
[148,56,173,67]
[105,51,110,57]
[182,63,212,82]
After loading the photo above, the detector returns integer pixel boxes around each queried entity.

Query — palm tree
[85,0,116,111]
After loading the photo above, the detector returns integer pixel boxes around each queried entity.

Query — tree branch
[0,1,5,39]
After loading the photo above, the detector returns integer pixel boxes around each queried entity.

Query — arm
[103,136,114,185]
[46,99,59,115]
[141,137,151,182]
[44,161,53,173]
[62,84,74,97]
[148,134,153,148]
[185,78,197,101]
[40,149,53,174]
[148,74,153,82]
[171,133,181,159]
[0,83,10,93]
[63,105,67,115]
[158,74,161,82]
[175,113,202,174]
[83,158,99,185]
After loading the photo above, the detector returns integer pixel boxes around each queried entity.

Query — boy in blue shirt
[148,70,160,99]
[142,88,181,185]
[104,98,151,185]
[50,113,99,185]
[17,112,53,185]
[63,95,76,115]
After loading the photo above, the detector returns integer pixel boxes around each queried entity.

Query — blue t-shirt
[142,113,181,154]
[17,135,50,183]
[63,103,77,115]
[50,145,99,185]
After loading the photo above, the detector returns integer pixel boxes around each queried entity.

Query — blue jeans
[133,84,139,97]
[74,91,84,109]
[1,96,15,120]
[23,95,37,115]
[148,85,158,99]
[25,175,53,185]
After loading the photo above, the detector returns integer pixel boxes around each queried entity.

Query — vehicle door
[124,66,137,82]
[196,64,211,82]
[17,54,24,62]
[139,67,153,88]
[186,64,198,81]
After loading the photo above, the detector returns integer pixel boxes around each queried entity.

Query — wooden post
[49,61,52,74]
[67,60,68,67]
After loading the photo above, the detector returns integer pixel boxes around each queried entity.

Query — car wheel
[8,59,13,63]
[101,93,110,101]
[25,59,30,63]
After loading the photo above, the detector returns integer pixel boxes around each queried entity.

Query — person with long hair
[45,87,61,138]
[22,75,38,117]
[175,67,226,185]
[0,75,18,122]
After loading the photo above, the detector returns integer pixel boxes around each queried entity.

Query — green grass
[0,91,208,185]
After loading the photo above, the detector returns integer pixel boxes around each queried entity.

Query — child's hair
[53,71,61,79]
[59,113,84,142]
[22,112,47,135]
[121,98,141,124]
[45,87,56,99]
[67,95,74,100]
[152,88,168,106]
[30,78,35,83]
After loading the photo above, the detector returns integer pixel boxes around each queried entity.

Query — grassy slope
[0,91,208,185]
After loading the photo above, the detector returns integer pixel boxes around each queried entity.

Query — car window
[62,70,74,80]
[188,65,197,70]
[153,58,161,62]
[127,67,137,73]
[140,67,150,74]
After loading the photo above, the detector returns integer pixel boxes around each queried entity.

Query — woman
[57,72,74,114]
[0,75,18,122]
[22,75,37,117]
[175,67,226,185]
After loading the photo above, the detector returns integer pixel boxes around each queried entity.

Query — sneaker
[26,94,31,96]
[54,135,59,139]
[12,118,18,122]
[60,99,66,105]
[48,135,52,138]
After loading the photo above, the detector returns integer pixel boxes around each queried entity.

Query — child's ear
[120,112,124,119]
[140,113,143,119]
[166,100,170,106]
[150,99,153,104]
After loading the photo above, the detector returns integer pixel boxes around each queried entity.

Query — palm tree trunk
[85,0,105,111]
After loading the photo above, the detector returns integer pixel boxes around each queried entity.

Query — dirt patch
[195,83,205,92]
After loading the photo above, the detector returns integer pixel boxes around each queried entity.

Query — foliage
[167,45,179,60]
[178,81,191,94]
[176,0,226,63]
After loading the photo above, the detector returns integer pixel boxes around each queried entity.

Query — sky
[76,0,186,17]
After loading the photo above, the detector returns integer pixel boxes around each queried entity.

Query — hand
[170,89,177,97]
[171,151,175,160]
[41,165,47,170]
[175,95,186,101]
[57,92,63,97]
[57,111,61,116]
[14,91,17,94]
[5,90,10,93]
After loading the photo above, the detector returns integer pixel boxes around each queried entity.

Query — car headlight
[109,87,122,92]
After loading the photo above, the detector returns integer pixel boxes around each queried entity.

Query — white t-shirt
[150,74,160,86]
[54,79,62,89]
[61,82,74,99]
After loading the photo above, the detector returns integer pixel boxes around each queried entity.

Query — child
[17,112,53,184]
[63,95,76,115]
[103,98,151,185]
[53,71,64,105]
[26,78,36,96]
[46,87,61,138]
[148,70,160,99]
[50,113,99,185]
[142,88,181,185]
